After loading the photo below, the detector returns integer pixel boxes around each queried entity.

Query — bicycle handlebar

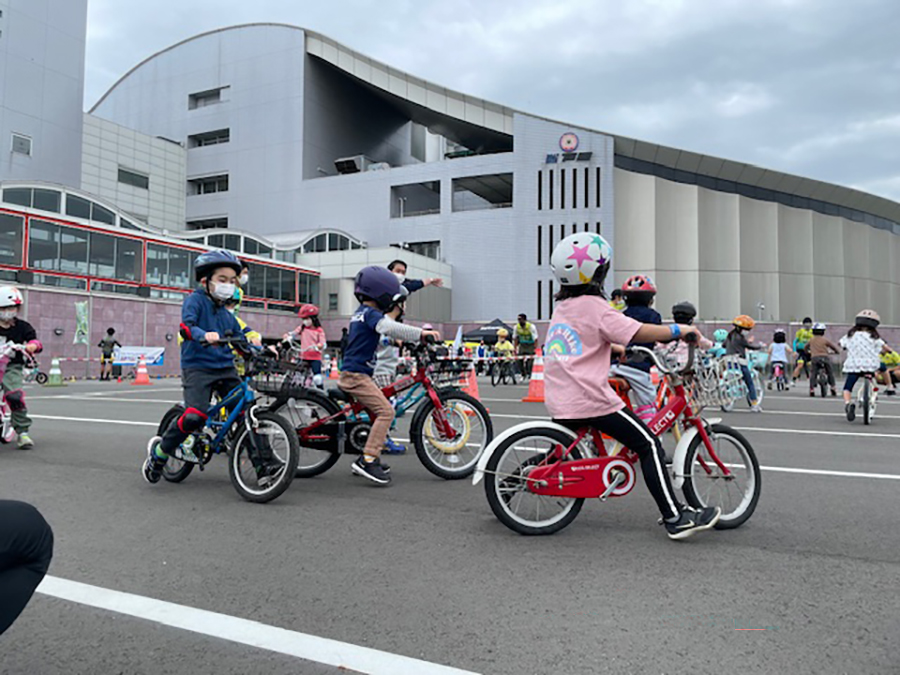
[625,333,698,377]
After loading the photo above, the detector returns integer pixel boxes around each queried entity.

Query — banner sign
[113,346,165,366]
[74,301,89,345]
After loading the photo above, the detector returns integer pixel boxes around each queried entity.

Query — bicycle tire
[229,410,299,503]
[35,372,48,385]
[491,364,502,387]
[819,369,828,398]
[157,405,195,483]
[862,379,871,425]
[484,427,584,535]
[411,389,493,479]
[681,424,761,529]
[270,389,341,478]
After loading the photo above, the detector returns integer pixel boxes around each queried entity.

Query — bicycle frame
[297,357,456,450]
[204,379,256,451]
[524,367,733,500]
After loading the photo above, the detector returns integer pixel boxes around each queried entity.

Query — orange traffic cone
[132,356,152,386]
[522,350,545,403]
[328,358,339,379]
[461,364,488,412]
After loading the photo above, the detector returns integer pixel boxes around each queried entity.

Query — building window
[537,280,542,321]
[188,129,230,147]
[118,168,150,190]
[407,241,440,260]
[538,171,543,210]
[537,225,542,265]
[0,213,24,267]
[188,87,227,110]
[11,133,31,156]
[188,175,229,195]
[2,187,61,213]
[146,243,192,289]
[328,293,338,311]
[391,182,441,218]
[187,217,228,230]
[596,168,602,208]
[84,231,141,281]
[451,174,513,212]
[549,171,554,210]
[303,233,327,253]
[584,167,590,209]
[560,169,566,210]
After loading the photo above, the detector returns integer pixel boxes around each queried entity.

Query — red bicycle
[270,341,493,480]
[473,341,761,535]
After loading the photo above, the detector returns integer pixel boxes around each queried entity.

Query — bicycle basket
[689,354,736,410]
[428,358,472,388]
[250,357,311,396]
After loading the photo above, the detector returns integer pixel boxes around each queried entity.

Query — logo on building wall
[559,132,580,152]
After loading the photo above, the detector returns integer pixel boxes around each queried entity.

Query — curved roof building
[91,23,900,323]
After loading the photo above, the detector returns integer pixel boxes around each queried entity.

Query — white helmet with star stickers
[549,233,612,287]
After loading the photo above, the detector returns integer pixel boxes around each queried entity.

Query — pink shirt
[292,326,326,361]
[544,295,642,419]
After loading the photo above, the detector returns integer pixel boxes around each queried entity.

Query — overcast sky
[85,0,900,201]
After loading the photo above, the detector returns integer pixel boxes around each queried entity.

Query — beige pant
[339,372,394,458]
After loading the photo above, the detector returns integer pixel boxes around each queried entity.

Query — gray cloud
[85,0,900,200]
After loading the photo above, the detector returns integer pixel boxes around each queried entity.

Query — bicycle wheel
[157,405,194,483]
[491,363,502,387]
[484,427,584,535]
[509,363,519,385]
[229,410,299,503]
[682,424,761,529]
[411,390,493,479]
[270,390,341,478]
[862,378,871,425]
[35,371,48,385]
[751,372,764,406]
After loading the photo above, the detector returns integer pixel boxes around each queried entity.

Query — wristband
[669,324,681,340]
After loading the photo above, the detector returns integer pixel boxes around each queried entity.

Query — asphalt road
[1,376,898,674]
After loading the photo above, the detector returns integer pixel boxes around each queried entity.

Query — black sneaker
[664,506,721,540]
[886,389,897,396]
[256,460,286,489]
[351,456,391,485]
[846,402,856,422]
[142,436,167,485]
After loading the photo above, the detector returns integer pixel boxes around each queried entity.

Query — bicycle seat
[327,387,355,403]
[608,377,631,394]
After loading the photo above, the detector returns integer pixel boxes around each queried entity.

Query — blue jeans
[741,365,758,402]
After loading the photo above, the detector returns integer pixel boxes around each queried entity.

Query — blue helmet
[194,249,242,281]
[354,266,403,311]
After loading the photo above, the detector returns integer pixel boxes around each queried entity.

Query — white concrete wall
[81,114,186,230]
[0,0,87,186]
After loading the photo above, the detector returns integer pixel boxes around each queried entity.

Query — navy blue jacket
[403,278,425,294]
[624,305,662,373]
[181,289,250,370]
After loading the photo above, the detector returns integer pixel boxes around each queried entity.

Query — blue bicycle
[149,336,300,503]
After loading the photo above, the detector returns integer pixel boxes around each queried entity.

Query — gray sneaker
[17,432,34,450]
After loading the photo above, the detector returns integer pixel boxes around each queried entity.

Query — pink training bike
[473,340,761,535]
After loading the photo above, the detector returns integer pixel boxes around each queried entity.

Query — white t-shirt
[839,332,884,373]
[770,343,788,363]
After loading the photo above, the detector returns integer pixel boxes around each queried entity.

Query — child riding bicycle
[724,315,764,412]
[807,323,839,397]
[609,275,661,424]
[340,266,439,485]
[0,287,42,449]
[766,329,794,389]
[840,309,892,421]
[545,233,720,540]
[143,250,263,484]
[373,285,411,454]
[284,304,326,386]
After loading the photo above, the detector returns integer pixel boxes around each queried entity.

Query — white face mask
[0,309,15,321]
[227,307,236,315]
[302,318,312,327]
[211,282,236,302]
[239,274,249,286]
[394,272,406,284]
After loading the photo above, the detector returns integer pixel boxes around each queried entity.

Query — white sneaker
[750,404,762,413]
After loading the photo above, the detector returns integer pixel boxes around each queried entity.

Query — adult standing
[0,500,54,635]
[387,259,443,294]
[338,327,349,370]
[513,313,539,379]
[97,327,121,381]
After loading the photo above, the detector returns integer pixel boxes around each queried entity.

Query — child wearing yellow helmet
[725,315,765,412]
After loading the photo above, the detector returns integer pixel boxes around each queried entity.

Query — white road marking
[759,466,900,481]
[29,395,179,404]
[36,576,480,675]
[31,414,157,427]
[733,426,900,439]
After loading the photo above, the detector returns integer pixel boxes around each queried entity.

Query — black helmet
[672,301,697,324]
[194,250,242,281]
[773,329,786,344]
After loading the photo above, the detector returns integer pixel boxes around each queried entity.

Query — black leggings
[556,407,681,520]
[0,500,54,635]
